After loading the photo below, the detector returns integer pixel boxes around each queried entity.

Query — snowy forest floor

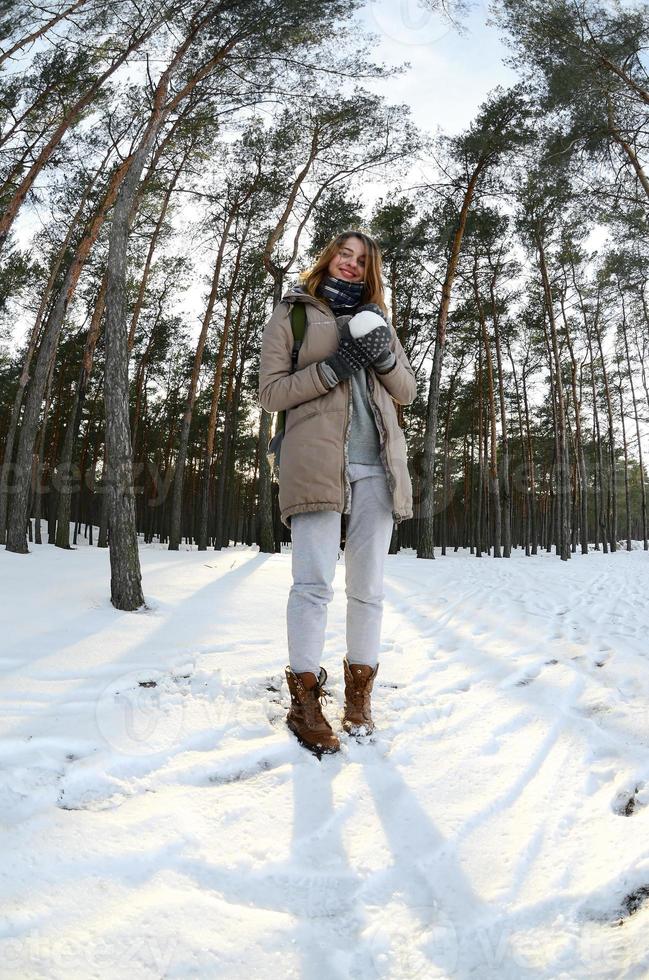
[2,533,649,979]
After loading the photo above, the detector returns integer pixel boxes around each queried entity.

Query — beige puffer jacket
[258,288,417,529]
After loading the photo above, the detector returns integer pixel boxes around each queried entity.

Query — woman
[258,231,416,755]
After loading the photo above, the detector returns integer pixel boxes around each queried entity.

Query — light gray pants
[287,462,394,674]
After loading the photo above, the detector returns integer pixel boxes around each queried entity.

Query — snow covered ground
[2,532,649,979]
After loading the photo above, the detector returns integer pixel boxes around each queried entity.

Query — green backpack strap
[276,301,307,434]
[290,301,307,365]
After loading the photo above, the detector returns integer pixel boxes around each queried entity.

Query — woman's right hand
[320,322,375,386]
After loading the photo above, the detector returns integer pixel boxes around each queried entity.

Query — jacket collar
[282,286,332,316]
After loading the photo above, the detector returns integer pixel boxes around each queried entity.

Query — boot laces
[307,683,333,732]
[316,668,334,705]
[348,669,370,701]
[318,684,333,705]
[346,669,372,716]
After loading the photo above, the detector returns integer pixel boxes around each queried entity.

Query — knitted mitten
[348,305,396,374]
[351,323,394,376]
[319,321,375,385]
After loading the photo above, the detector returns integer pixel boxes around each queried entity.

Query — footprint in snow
[501,664,542,689]
[576,702,609,718]
[56,769,133,811]
[614,886,649,922]
[208,756,288,785]
[612,782,646,817]
[57,790,130,812]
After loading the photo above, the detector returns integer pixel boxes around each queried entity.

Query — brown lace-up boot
[284,666,340,756]
[342,658,379,735]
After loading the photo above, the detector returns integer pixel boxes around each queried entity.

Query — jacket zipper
[291,292,360,515]
[366,370,397,497]
[341,379,351,513]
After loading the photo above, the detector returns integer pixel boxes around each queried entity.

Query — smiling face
[327,235,366,283]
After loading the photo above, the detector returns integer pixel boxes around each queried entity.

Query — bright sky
[356,0,517,138]
[348,1,609,270]
[314,0,522,221]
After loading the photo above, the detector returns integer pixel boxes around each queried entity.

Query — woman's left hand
[350,320,395,376]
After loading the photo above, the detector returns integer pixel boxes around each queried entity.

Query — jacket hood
[281,284,331,313]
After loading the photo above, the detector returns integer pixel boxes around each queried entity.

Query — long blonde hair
[298,231,387,315]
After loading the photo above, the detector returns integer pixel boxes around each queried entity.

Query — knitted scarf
[315,274,364,314]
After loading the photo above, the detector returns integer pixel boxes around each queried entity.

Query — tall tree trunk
[473,259,501,557]
[560,283,589,554]
[214,318,238,550]
[475,344,484,558]
[100,0,223,591]
[489,274,511,557]
[32,355,58,545]
[621,292,647,549]
[0,146,110,543]
[468,426,475,553]
[587,330,607,553]
[521,363,538,555]
[592,300,617,551]
[615,356,632,551]
[131,299,164,453]
[127,149,189,351]
[634,290,649,413]
[102,19,205,605]
[220,300,254,551]
[97,452,109,549]
[506,340,531,557]
[418,161,484,559]
[536,231,570,560]
[73,399,98,545]
[55,277,107,548]
[5,152,137,553]
[199,240,249,550]
[168,204,240,550]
